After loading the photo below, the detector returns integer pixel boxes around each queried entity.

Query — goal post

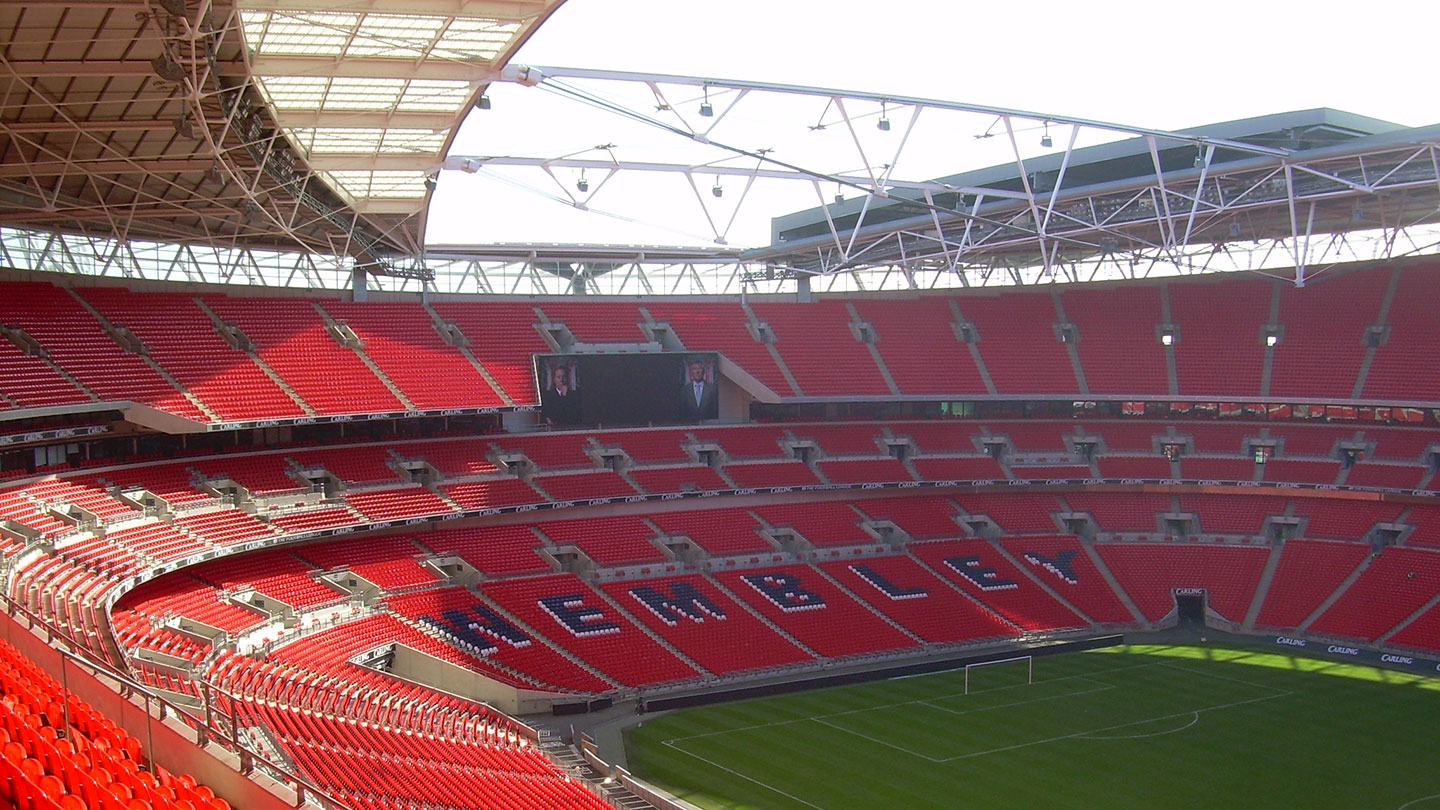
[963,655,1033,695]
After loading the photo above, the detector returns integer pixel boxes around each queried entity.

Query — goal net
[963,655,1034,695]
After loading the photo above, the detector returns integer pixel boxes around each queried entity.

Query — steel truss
[438,66,1440,288]
[9,220,1440,296]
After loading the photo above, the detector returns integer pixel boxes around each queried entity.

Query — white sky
[426,0,1440,250]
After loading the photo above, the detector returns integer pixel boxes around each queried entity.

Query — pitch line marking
[1155,659,1293,695]
[1077,711,1200,740]
[660,740,833,810]
[938,691,1291,762]
[918,677,1116,717]
[662,661,1162,745]
[1397,793,1440,809]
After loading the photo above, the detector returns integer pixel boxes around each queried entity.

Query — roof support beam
[238,0,549,14]
[246,56,498,82]
[519,65,1294,159]
[271,110,458,130]
[0,159,215,178]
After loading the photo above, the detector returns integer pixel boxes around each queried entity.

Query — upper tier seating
[1364,267,1440,402]
[78,288,304,421]
[750,300,890,396]
[817,457,912,484]
[1063,285,1169,395]
[6,265,1440,424]
[645,301,792,395]
[0,337,90,409]
[202,297,401,415]
[429,301,550,404]
[963,290,1077,394]
[852,298,987,395]
[1269,271,1386,399]
[321,301,504,409]
[536,301,648,342]
[1168,277,1271,397]
[0,282,202,419]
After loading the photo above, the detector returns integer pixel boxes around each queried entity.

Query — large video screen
[533,353,721,427]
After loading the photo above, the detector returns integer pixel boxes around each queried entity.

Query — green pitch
[624,644,1440,810]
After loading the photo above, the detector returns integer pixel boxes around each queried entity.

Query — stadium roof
[4,4,1440,296]
[0,0,561,270]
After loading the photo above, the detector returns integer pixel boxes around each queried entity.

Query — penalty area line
[935,690,1292,762]
[1076,711,1200,740]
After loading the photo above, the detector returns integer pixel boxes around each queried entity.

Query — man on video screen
[540,359,583,425]
[679,356,719,421]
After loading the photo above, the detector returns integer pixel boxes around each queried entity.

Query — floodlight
[699,87,713,118]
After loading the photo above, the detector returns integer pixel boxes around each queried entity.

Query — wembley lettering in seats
[740,572,826,612]
[849,564,928,600]
[628,582,726,625]
[424,605,531,655]
[1022,549,1080,585]
[539,594,620,636]
[943,556,1018,591]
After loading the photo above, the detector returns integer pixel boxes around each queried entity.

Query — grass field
[624,644,1440,810]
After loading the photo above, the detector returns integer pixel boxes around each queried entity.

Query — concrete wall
[389,644,564,716]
